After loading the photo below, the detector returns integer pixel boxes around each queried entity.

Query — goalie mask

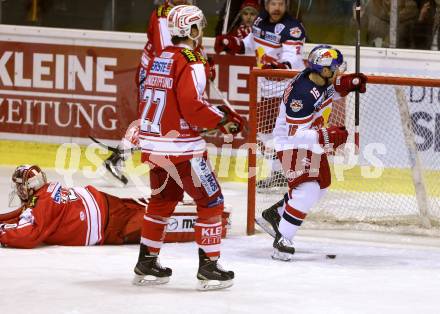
[167,5,206,41]
[307,45,345,74]
[10,165,47,204]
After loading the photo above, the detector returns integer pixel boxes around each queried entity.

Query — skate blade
[132,274,170,286]
[197,279,233,291]
[255,217,276,238]
[271,249,293,262]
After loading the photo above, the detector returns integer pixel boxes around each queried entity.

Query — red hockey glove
[261,60,290,70]
[334,73,367,97]
[207,57,216,82]
[214,35,244,55]
[217,105,245,135]
[318,126,348,150]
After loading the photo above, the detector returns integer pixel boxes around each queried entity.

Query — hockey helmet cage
[11,165,47,202]
[167,5,206,41]
[307,45,345,73]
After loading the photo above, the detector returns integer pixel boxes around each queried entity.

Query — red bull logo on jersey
[290,27,302,38]
[290,99,303,112]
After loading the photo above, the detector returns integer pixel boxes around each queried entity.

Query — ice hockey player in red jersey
[132,4,244,291]
[138,0,193,102]
[102,0,219,186]
[0,165,145,248]
[257,45,367,261]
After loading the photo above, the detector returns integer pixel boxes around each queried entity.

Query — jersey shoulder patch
[281,16,306,42]
[180,48,206,64]
[157,5,172,18]
[284,75,317,118]
[27,195,39,208]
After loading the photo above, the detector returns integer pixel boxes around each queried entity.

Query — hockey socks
[140,215,168,255]
[271,204,307,261]
[195,217,222,259]
[278,203,307,240]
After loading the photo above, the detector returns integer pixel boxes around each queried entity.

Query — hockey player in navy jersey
[258,45,367,261]
[215,0,306,72]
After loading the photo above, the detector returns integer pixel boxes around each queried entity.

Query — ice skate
[133,244,172,286]
[272,234,295,261]
[103,148,128,185]
[196,249,234,291]
[256,199,283,238]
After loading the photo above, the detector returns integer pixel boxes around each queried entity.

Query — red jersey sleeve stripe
[284,40,305,46]
[286,114,314,124]
[254,36,282,49]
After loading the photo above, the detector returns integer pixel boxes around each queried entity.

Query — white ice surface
[1,166,440,314]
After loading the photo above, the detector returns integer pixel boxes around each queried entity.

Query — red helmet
[241,0,260,12]
[11,165,47,202]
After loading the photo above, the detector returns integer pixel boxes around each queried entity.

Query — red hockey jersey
[0,183,107,248]
[141,4,173,69]
[138,44,224,164]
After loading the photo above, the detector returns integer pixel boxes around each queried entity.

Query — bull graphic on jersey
[290,100,303,112]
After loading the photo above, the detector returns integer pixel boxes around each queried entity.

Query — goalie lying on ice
[0,165,230,249]
[0,165,146,248]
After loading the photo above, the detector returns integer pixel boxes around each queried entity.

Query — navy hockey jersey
[243,10,306,70]
[244,10,307,97]
[273,69,335,153]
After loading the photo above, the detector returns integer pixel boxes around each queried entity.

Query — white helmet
[167,5,206,41]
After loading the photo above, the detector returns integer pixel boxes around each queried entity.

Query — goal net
[246,69,440,236]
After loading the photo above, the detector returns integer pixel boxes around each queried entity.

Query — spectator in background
[358,0,418,48]
[228,0,260,39]
[413,0,438,49]
[215,0,248,36]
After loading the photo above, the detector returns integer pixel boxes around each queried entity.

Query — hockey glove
[318,126,348,151]
[261,55,290,70]
[214,35,244,55]
[217,105,245,135]
[261,61,290,70]
[334,73,367,97]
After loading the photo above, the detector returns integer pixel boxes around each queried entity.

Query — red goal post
[247,69,440,236]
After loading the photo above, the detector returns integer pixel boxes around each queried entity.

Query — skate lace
[214,261,226,271]
[155,257,167,270]
[278,236,294,248]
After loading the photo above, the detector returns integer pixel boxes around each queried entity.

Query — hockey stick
[211,82,249,134]
[354,0,361,151]
[88,136,139,154]
[222,0,232,35]
[211,82,234,109]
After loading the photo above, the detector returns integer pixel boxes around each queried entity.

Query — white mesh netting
[251,73,440,236]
